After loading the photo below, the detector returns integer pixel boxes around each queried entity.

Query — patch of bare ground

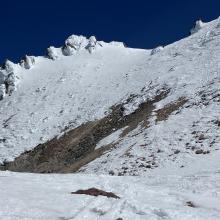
[71,188,120,199]
[2,89,171,173]
[156,97,187,122]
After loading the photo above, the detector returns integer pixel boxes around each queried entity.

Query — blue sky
[0,0,219,63]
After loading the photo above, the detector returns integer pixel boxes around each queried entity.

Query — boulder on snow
[151,46,164,55]
[71,188,120,199]
[20,55,35,69]
[195,149,204,154]
[47,46,59,60]
[190,19,204,35]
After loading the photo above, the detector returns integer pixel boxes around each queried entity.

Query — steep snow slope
[0,18,220,168]
[0,45,150,162]
[80,19,220,175]
[0,17,220,220]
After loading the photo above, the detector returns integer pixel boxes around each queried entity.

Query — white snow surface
[0,171,220,220]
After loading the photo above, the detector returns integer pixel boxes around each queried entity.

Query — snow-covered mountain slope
[0,18,220,173]
[0,41,148,163]
[0,17,220,220]
[1,171,220,220]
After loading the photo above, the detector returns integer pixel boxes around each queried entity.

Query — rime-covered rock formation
[47,46,59,60]
[0,35,125,100]
[20,55,35,69]
[86,36,98,53]
[62,35,102,55]
[0,60,18,97]
[191,19,204,34]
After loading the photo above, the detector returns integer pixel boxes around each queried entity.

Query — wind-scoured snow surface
[0,18,220,219]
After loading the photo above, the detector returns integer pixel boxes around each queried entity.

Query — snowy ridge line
[0,17,215,103]
[0,34,126,69]
[0,17,211,101]
[0,34,125,100]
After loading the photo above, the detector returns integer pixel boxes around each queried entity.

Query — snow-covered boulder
[0,68,6,100]
[5,72,16,95]
[20,55,35,69]
[151,46,164,55]
[0,60,19,96]
[0,69,5,84]
[86,36,97,53]
[62,44,75,56]
[0,84,6,100]
[62,34,109,55]
[62,35,90,56]
[47,46,59,60]
[190,19,204,35]
[65,35,88,50]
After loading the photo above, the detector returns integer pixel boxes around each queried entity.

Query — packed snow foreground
[1,171,220,220]
[0,18,220,219]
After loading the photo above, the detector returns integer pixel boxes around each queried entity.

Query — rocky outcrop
[20,55,35,69]
[191,19,204,35]
[62,35,96,55]
[47,46,59,60]
[62,35,89,56]
[0,60,18,98]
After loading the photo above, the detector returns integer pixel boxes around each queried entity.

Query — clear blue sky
[0,0,219,63]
